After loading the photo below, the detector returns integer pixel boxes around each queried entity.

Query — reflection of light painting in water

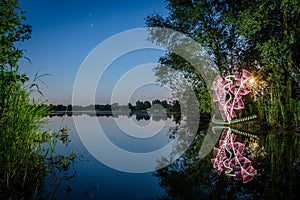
[211,129,257,183]
[210,69,258,183]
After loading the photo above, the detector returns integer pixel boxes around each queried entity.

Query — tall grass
[0,71,49,198]
[260,86,300,128]
[247,83,300,129]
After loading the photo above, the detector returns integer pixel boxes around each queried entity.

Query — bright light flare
[249,78,255,84]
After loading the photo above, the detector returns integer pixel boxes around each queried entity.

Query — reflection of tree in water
[135,112,151,121]
[152,114,169,122]
[155,122,300,199]
[130,111,179,122]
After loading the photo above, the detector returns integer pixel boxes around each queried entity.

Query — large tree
[236,0,300,102]
[146,0,260,76]
[146,0,300,124]
[146,0,260,113]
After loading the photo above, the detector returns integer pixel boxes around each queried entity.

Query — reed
[251,82,300,129]
[0,71,49,198]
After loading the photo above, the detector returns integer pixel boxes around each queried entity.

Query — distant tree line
[128,99,180,113]
[48,100,182,123]
[49,99,181,113]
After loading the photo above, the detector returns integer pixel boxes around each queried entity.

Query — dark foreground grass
[0,71,50,199]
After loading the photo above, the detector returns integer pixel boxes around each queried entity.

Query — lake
[39,113,300,200]
[40,113,179,199]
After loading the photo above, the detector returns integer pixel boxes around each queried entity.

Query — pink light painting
[210,69,257,183]
[211,129,257,183]
[211,69,252,122]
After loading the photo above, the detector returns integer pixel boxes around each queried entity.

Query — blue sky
[19,0,170,105]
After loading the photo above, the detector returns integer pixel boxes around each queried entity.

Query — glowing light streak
[211,69,252,121]
[211,129,257,183]
[210,69,258,183]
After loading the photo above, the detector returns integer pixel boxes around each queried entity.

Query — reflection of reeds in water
[155,126,300,199]
[260,131,300,199]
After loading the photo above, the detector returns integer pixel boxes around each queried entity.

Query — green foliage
[146,0,300,127]
[146,0,258,115]
[0,72,77,200]
[146,0,257,75]
[0,0,32,70]
[0,0,66,198]
[236,0,300,126]
[0,71,49,197]
[237,0,300,102]
[195,87,211,113]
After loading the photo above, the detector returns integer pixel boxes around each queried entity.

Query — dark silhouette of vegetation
[135,112,151,121]
[0,0,31,71]
[155,126,300,200]
[0,1,77,199]
[128,100,151,112]
[49,100,182,123]
[146,0,300,128]
[50,99,181,114]
[0,0,44,198]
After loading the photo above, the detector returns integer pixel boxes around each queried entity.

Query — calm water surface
[40,114,300,200]
[42,114,175,199]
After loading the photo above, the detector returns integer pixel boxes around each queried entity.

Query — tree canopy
[0,0,32,71]
[146,0,300,126]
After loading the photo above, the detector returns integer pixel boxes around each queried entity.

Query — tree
[146,0,300,125]
[143,100,151,110]
[128,103,135,110]
[146,0,258,76]
[152,99,161,105]
[236,0,300,102]
[145,0,259,114]
[135,100,145,111]
[0,1,52,196]
[0,0,32,71]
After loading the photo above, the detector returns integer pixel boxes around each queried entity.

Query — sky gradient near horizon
[19,0,170,105]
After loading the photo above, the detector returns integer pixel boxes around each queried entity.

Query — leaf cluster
[0,0,32,71]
